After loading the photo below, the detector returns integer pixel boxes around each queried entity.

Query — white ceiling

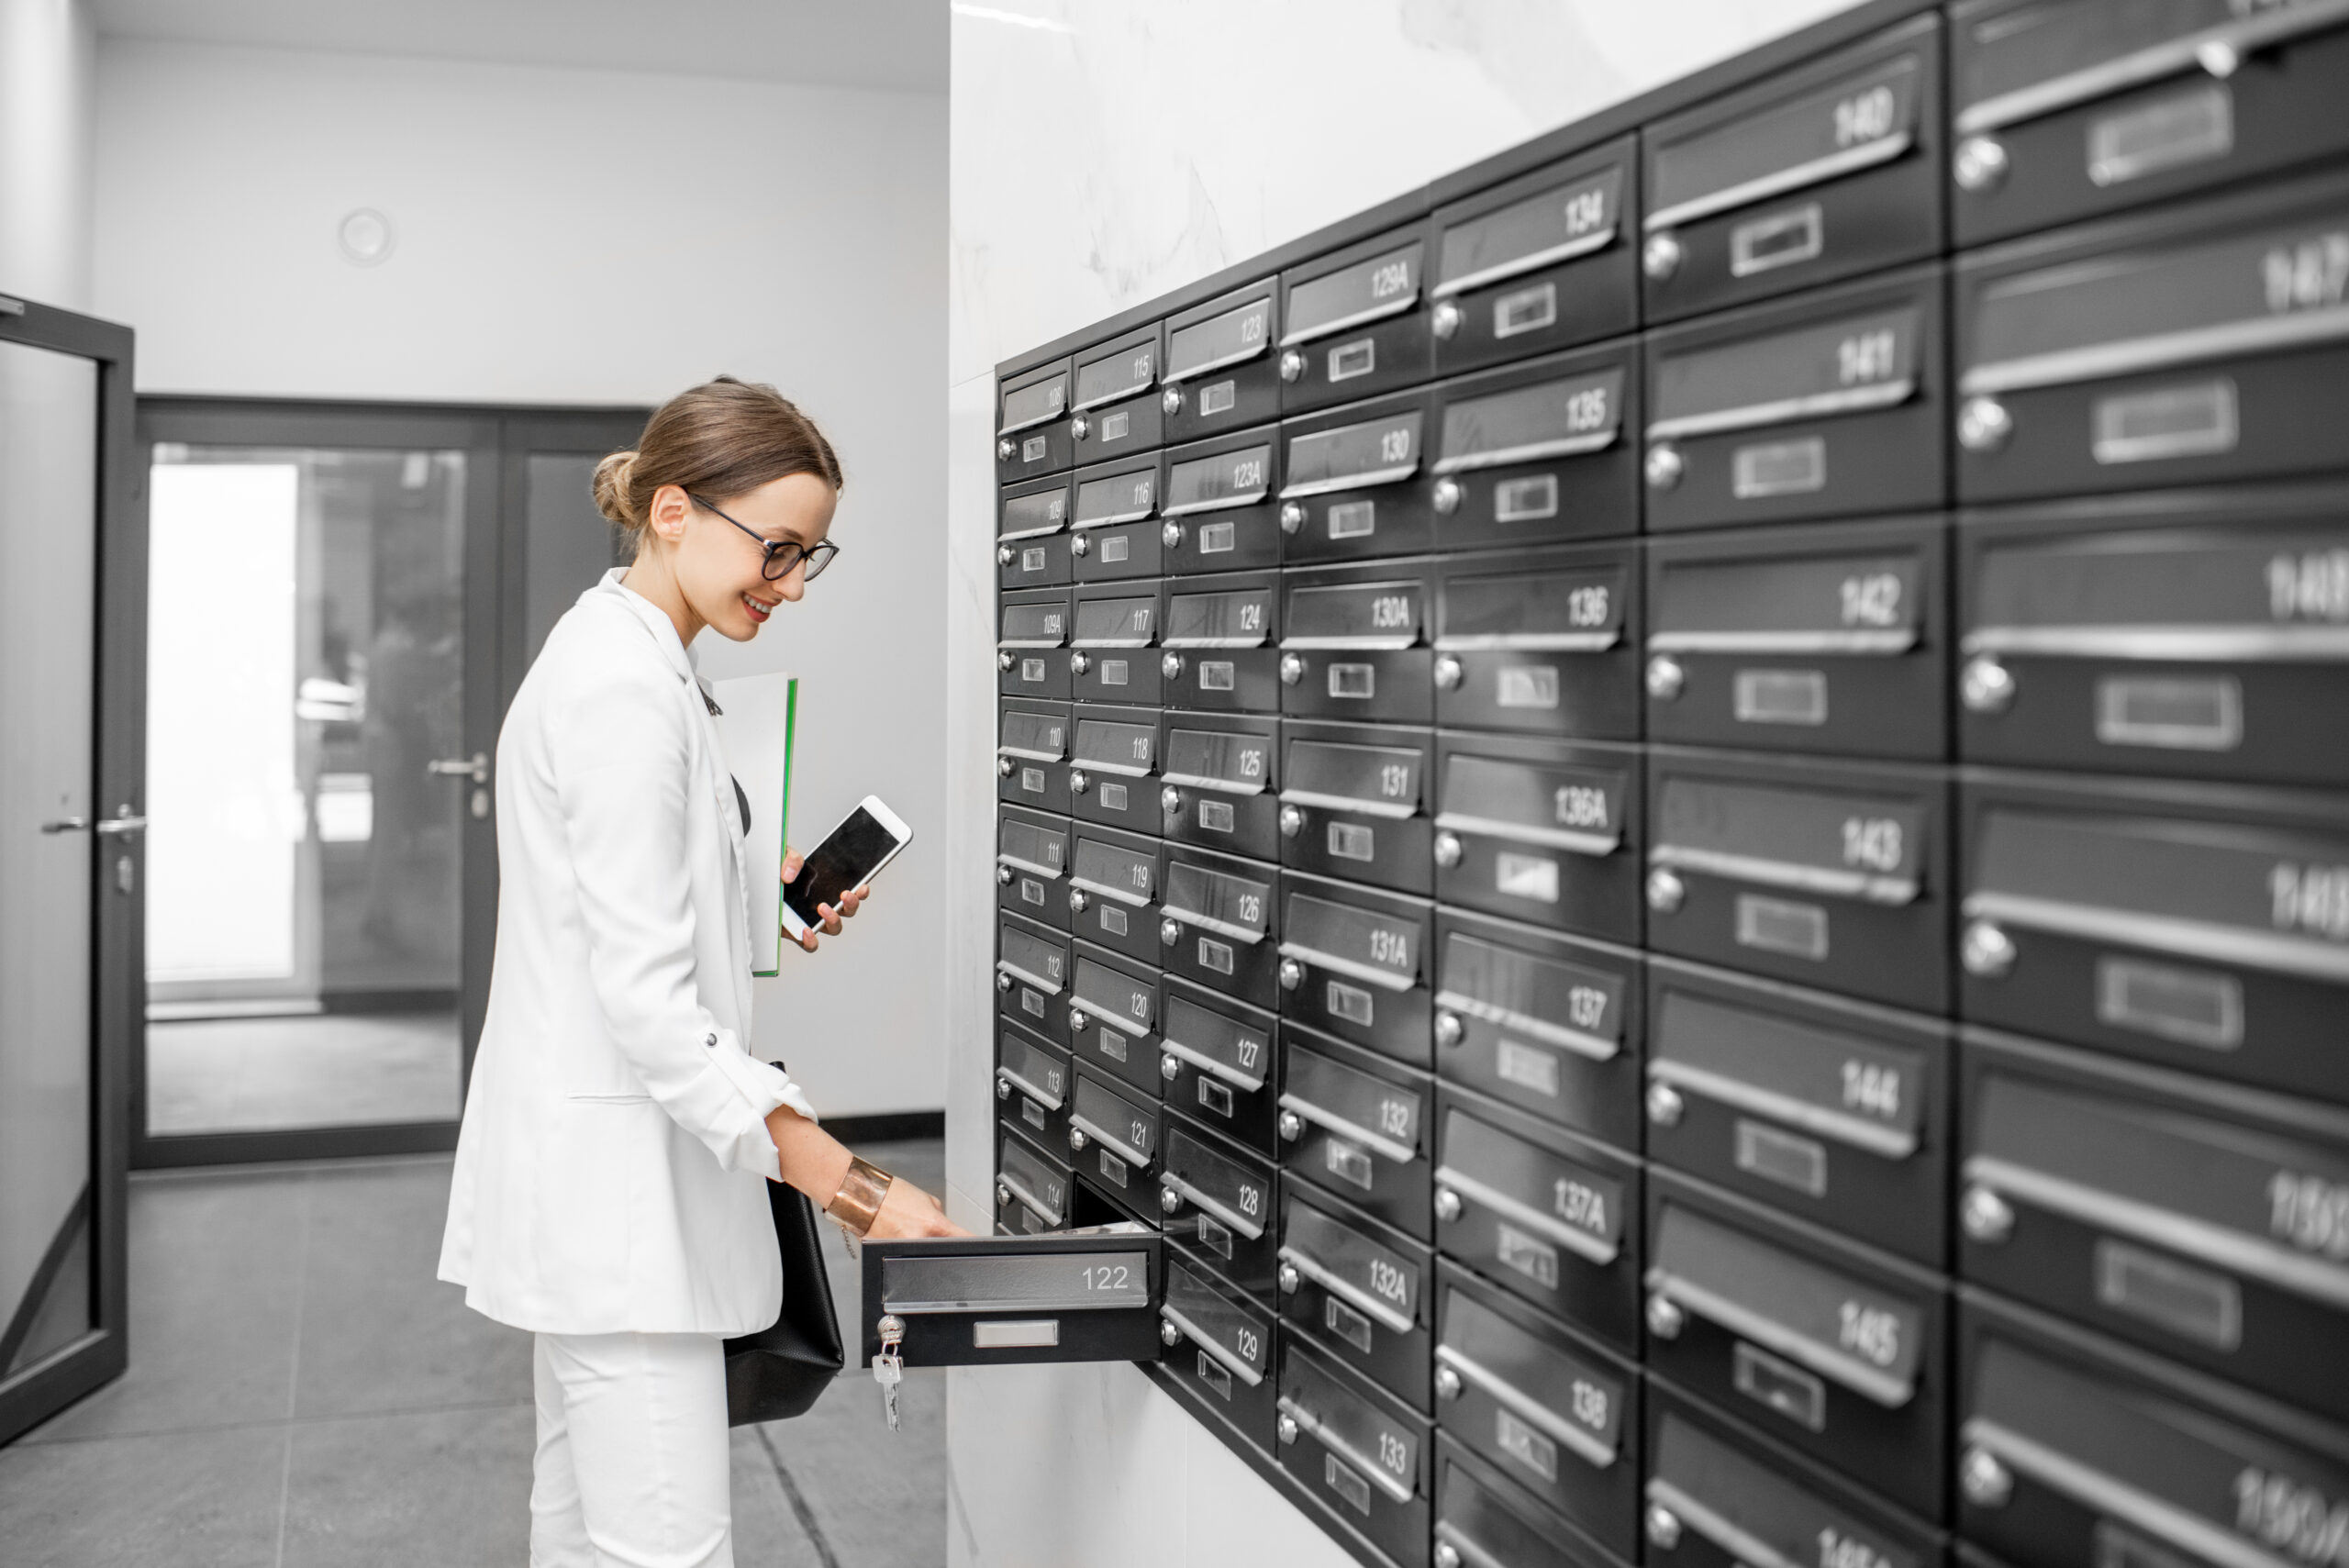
[90,0,948,94]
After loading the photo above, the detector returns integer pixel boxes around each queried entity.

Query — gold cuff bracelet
[824,1155,894,1238]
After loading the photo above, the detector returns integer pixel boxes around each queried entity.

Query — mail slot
[1435,1262,1641,1554]
[1071,321,1164,463]
[858,1229,1162,1369]
[997,587,1070,701]
[1642,1377,1943,1568]
[1644,264,1947,532]
[1280,719,1433,895]
[1644,1169,1949,1516]
[996,1023,1074,1160]
[1279,1032,1431,1262]
[1954,1285,2349,1568]
[1646,956,1952,1267]
[1958,1026,2349,1418]
[1279,1187,1437,1411]
[1160,426,1283,575]
[1277,390,1441,564]
[1069,584,1163,705]
[996,1126,1074,1236]
[1431,341,1642,554]
[1434,733,1643,944]
[1161,1119,1281,1302]
[1163,280,1281,443]
[997,473,1073,590]
[996,806,1071,932]
[996,699,1071,814]
[997,911,1072,1049]
[1431,135,1638,376]
[1066,822,1162,965]
[1162,979,1281,1158]
[1161,569,1282,713]
[1955,165,2349,504]
[1278,873,1435,1069]
[1646,515,1949,760]
[1955,484,2349,786]
[1281,560,1437,725]
[1956,767,2349,1101]
[1067,939,1163,1100]
[1278,227,1433,415]
[1159,843,1281,1009]
[1434,541,1642,741]
[1434,910,1644,1154]
[1642,15,1943,322]
[1161,1253,1280,1448]
[1276,1331,1434,1566]
[1067,1062,1163,1197]
[1158,710,1281,862]
[996,357,1074,483]
[1069,455,1163,583]
[1436,1433,1628,1568]
[1949,0,2349,247]
[1068,702,1162,835]
[1647,746,1953,1014]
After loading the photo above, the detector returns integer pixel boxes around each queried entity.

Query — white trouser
[531,1330,734,1568]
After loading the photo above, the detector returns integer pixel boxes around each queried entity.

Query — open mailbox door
[858,1227,1166,1370]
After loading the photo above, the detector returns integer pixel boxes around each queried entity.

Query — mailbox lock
[1646,655,1687,701]
[1071,533,1092,557]
[1645,1293,1687,1340]
[1159,1317,1183,1348]
[1958,395,2014,453]
[996,651,1016,673]
[1960,1448,2015,1509]
[1279,349,1307,383]
[1279,501,1307,534]
[1276,1413,1301,1444]
[1960,654,2017,715]
[1646,1505,1686,1551]
[1433,1010,1464,1049]
[1159,1184,1184,1216]
[1431,299,1464,340]
[996,973,1013,994]
[1433,1364,1464,1401]
[1161,651,1185,680]
[1433,831,1464,869]
[1068,888,1091,915]
[1160,785,1183,816]
[1432,654,1464,691]
[1961,918,2018,979]
[1433,1187,1463,1224]
[1431,477,1463,516]
[1070,651,1092,675]
[1279,804,1307,839]
[1071,412,1091,441]
[1162,520,1184,550]
[996,437,1016,461]
[1278,958,1306,993]
[1278,1110,1306,1143]
[996,864,1015,885]
[996,756,1015,777]
[996,545,1014,567]
[1162,385,1184,417]
[1070,769,1092,795]
[996,1178,1011,1206]
[1068,1006,1086,1032]
[1277,1261,1302,1293]
[1160,917,1181,948]
[1642,230,1683,281]
[1961,1184,2018,1245]
[1434,1546,1464,1568]
[1279,652,1307,685]
[1646,1081,1686,1128]
[1161,1051,1181,1081]
[1647,868,1687,915]
[1069,1127,1089,1152]
[995,1073,1011,1101]
[1645,442,1686,492]
[1954,134,2010,194]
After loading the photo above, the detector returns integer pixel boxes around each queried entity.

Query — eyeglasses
[688,493,841,583]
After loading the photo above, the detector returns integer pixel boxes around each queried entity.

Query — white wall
[0,0,97,309]
[94,37,951,1117]
[941,3,1864,1563]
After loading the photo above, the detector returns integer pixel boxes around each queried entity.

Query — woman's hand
[782,846,871,952]
[864,1177,965,1240]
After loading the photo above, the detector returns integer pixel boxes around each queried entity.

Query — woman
[438,376,961,1568]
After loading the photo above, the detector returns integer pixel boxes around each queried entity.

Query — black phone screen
[785,806,901,927]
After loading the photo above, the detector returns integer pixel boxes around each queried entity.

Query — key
[873,1314,906,1432]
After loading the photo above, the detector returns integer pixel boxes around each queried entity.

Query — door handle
[40,816,90,834]
[96,814,148,837]
[428,752,491,784]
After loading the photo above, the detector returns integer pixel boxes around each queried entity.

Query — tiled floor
[144,1014,465,1135]
[0,1140,950,1567]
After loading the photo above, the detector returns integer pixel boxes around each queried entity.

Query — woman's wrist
[823,1157,894,1237]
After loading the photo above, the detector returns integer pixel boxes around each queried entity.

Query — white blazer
[438,570,817,1337]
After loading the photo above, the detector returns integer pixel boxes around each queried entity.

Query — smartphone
[782,795,912,941]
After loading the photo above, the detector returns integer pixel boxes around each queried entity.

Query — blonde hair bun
[592,450,640,527]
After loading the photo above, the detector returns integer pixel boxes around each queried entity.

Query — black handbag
[721,1129,846,1424]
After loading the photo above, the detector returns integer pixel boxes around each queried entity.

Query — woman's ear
[648,484,694,543]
